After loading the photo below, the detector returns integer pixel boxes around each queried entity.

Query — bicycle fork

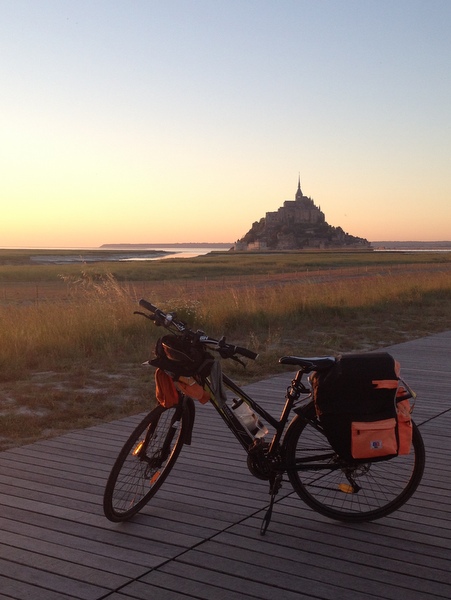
[135,409,181,469]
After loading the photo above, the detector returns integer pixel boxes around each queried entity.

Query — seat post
[287,369,310,400]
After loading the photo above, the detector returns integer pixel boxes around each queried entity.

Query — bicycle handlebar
[138,298,258,361]
[139,299,159,314]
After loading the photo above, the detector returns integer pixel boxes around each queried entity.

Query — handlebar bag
[311,352,413,462]
[150,335,214,379]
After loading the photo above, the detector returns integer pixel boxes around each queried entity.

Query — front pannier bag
[310,352,414,462]
[152,335,214,407]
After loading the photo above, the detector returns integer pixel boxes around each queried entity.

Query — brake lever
[134,311,154,321]
[134,310,165,326]
[231,355,247,368]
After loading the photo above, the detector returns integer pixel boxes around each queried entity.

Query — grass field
[1,248,451,450]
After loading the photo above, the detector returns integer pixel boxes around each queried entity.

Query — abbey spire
[295,174,303,200]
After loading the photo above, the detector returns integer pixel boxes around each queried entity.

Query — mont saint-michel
[233,178,369,251]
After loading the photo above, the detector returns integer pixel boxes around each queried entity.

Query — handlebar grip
[139,299,159,313]
[235,346,259,360]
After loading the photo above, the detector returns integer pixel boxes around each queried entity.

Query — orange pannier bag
[175,376,210,404]
[312,352,415,462]
[155,368,210,408]
[155,368,180,408]
[351,418,398,459]
[351,397,413,460]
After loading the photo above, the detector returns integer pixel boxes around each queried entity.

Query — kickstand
[260,474,282,536]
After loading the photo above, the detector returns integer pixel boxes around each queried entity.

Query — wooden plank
[0,331,451,599]
[221,519,451,582]
[149,551,375,600]
[0,575,77,600]
[0,558,108,600]
[130,567,314,600]
[0,505,179,566]
[144,562,314,600]
[0,516,156,576]
[172,543,449,600]
[0,541,129,589]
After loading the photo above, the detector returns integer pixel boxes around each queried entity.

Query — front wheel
[284,402,425,523]
[103,401,192,522]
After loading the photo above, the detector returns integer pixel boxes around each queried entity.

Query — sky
[1,0,450,247]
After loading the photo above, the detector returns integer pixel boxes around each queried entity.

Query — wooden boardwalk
[1,331,451,599]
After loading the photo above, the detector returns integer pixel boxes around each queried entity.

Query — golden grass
[1,254,451,450]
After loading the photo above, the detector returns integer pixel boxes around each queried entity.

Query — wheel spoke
[103,404,186,521]
[285,403,425,522]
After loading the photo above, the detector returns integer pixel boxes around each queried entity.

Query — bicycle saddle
[279,356,336,372]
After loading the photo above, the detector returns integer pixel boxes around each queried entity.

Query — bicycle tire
[284,402,425,523]
[103,402,189,522]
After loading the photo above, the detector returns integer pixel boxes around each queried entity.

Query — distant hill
[233,178,369,251]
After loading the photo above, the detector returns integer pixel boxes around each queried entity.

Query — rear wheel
[284,402,425,522]
[103,402,190,522]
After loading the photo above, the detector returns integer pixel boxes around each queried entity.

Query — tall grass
[164,269,451,332]
[2,268,451,380]
[0,273,145,379]
[2,263,451,449]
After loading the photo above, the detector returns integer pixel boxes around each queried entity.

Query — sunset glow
[2,1,450,247]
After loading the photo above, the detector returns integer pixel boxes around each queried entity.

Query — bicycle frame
[202,368,343,478]
[204,371,304,457]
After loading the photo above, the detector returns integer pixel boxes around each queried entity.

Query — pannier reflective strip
[396,399,413,455]
[372,379,399,389]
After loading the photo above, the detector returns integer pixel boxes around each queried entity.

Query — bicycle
[103,299,425,534]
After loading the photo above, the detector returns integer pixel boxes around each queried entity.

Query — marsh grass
[1,247,451,282]
[2,253,451,449]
